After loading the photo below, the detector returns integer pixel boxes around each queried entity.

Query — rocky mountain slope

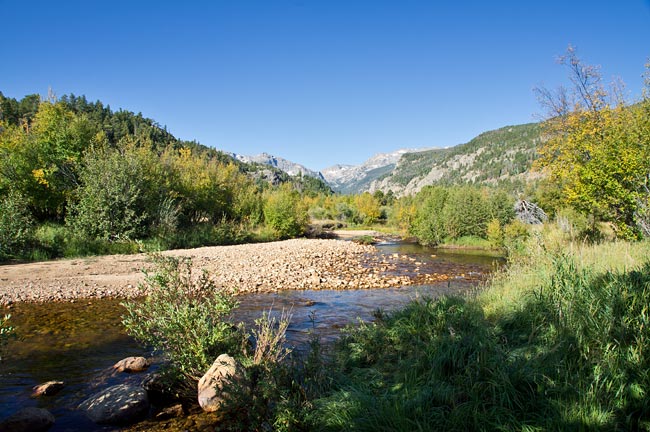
[225,122,543,196]
[365,123,542,195]
[228,152,326,181]
[322,149,426,193]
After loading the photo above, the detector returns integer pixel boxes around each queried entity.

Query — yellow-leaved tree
[535,47,650,239]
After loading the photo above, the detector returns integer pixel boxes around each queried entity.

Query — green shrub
[0,190,34,259]
[486,218,504,248]
[409,186,514,246]
[122,255,242,398]
[410,186,449,246]
[121,255,310,430]
[31,223,67,259]
[443,186,491,239]
[263,184,309,239]
[503,219,530,256]
[309,206,329,220]
[334,201,358,223]
[353,235,375,245]
[67,145,151,241]
[152,196,181,238]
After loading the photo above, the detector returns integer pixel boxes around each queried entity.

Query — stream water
[0,242,501,431]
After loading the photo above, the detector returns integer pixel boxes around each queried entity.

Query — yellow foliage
[32,168,48,186]
[536,101,650,239]
[178,147,191,159]
[353,193,381,225]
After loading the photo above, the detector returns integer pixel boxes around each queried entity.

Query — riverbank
[0,237,469,306]
[298,239,650,431]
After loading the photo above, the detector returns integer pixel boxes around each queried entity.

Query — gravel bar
[0,238,452,305]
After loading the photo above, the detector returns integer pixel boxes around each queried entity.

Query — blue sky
[2,1,649,170]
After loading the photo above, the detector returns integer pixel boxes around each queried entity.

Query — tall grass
[307,233,650,431]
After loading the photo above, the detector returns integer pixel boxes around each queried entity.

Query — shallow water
[0,242,501,431]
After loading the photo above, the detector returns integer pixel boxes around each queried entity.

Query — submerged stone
[0,407,55,432]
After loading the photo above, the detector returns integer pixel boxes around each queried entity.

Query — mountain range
[227,152,326,182]
[229,122,543,195]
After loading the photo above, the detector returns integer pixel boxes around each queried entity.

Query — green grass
[28,223,141,260]
[305,234,650,431]
[439,235,494,249]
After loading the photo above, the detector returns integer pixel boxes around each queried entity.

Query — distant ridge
[316,122,542,195]
[227,152,326,182]
[322,148,429,194]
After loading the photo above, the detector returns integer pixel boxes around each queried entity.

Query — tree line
[0,93,320,260]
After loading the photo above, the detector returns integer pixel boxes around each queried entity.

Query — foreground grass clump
[308,239,650,431]
[310,297,544,431]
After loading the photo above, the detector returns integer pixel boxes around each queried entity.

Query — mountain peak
[322,148,428,193]
[227,152,325,181]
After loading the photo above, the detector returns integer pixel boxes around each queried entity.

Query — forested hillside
[0,92,329,260]
[367,122,542,195]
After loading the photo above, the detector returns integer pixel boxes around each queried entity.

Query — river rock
[113,356,150,373]
[197,354,244,413]
[79,383,149,425]
[31,380,65,397]
[0,407,55,432]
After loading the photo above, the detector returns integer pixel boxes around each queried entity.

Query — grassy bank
[118,229,649,431]
[306,234,650,431]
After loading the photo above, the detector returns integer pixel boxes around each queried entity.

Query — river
[0,242,501,431]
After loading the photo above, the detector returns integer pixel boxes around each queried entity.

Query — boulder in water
[31,380,65,397]
[113,356,150,373]
[79,383,149,425]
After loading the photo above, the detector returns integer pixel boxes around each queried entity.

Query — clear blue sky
[2,1,649,171]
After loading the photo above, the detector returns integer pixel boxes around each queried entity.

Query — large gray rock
[0,407,55,432]
[79,383,149,425]
[197,354,244,413]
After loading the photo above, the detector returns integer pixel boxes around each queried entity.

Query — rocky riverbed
[0,238,459,306]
